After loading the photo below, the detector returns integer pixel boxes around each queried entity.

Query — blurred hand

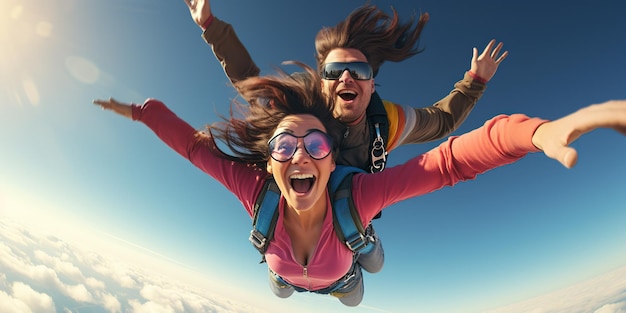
[470,39,508,82]
[183,0,212,29]
[532,100,626,168]
[93,98,133,119]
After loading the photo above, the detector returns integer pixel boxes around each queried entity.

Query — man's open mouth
[338,90,357,101]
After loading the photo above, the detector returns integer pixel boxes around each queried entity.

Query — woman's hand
[93,98,133,119]
[532,100,626,168]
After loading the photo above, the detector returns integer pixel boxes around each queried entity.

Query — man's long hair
[315,4,429,77]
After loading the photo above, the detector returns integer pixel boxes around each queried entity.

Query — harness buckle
[249,229,268,251]
[345,233,368,252]
[370,123,387,173]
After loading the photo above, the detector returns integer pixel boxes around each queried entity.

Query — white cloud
[483,265,626,313]
[34,249,82,281]
[0,274,56,313]
[0,241,28,274]
[4,216,626,313]
[11,281,56,313]
[128,298,174,313]
[100,292,122,313]
[594,301,626,313]
[139,284,185,311]
[0,219,274,313]
[133,283,236,313]
[85,252,140,289]
[85,276,106,290]
[0,223,36,246]
[0,290,34,313]
[63,283,93,303]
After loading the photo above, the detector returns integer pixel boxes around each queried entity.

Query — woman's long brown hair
[206,63,342,167]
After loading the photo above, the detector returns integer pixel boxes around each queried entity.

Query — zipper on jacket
[303,266,311,290]
[343,127,350,139]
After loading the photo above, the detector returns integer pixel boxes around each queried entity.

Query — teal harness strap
[330,166,373,254]
[250,166,372,258]
[249,178,280,259]
[250,166,374,291]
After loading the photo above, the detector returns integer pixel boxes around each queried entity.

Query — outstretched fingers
[470,39,508,82]
[183,0,211,28]
[491,42,508,63]
[479,39,496,59]
[573,100,626,135]
[183,0,194,9]
[93,98,133,119]
[93,98,113,109]
[533,100,626,168]
[482,39,507,63]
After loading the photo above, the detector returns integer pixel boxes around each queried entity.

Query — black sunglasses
[320,62,373,81]
[268,130,334,162]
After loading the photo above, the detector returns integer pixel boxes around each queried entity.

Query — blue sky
[1,0,625,312]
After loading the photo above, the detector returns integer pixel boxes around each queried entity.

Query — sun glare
[1,5,22,65]
[0,1,47,107]
[65,56,101,85]
[1,0,106,108]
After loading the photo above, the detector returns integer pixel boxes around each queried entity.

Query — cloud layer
[483,265,626,313]
[0,219,264,313]
[2,217,626,313]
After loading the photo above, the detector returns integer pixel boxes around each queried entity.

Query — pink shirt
[133,99,544,291]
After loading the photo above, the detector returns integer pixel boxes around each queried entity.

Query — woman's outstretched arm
[353,99,626,223]
[92,97,267,216]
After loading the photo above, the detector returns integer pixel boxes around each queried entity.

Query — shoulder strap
[330,166,373,254]
[249,178,280,261]
[250,166,373,259]
[366,91,389,173]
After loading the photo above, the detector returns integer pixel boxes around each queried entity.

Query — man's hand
[470,39,508,82]
[183,0,212,29]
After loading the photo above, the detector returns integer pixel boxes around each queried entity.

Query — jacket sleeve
[201,16,260,84]
[132,99,265,217]
[353,114,546,224]
[386,72,487,149]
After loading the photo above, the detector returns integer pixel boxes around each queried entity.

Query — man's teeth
[339,90,356,96]
[290,173,314,179]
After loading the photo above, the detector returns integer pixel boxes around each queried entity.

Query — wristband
[201,14,214,30]
[468,71,488,84]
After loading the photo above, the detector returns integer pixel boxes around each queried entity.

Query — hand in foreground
[532,100,626,168]
[470,39,508,82]
[93,98,133,119]
[183,0,212,29]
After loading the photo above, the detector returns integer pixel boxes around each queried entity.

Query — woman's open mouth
[290,173,316,194]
